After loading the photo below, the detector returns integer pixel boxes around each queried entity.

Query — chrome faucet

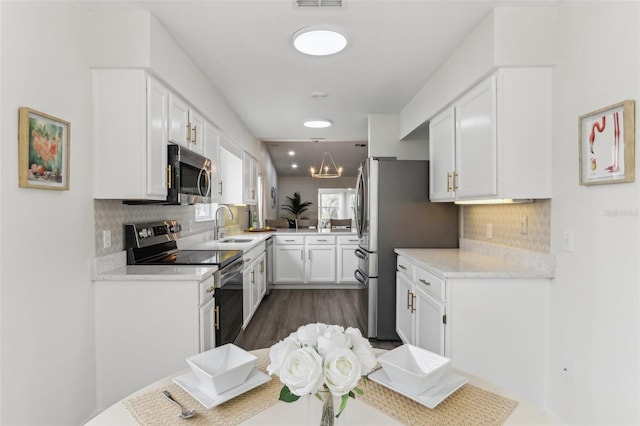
[214,205,234,240]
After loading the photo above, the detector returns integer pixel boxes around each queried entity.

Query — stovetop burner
[141,249,241,268]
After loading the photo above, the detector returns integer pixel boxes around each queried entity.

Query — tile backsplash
[461,199,550,253]
[94,200,249,257]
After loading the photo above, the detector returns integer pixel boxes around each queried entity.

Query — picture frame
[579,100,635,185]
[18,107,70,190]
[270,186,277,208]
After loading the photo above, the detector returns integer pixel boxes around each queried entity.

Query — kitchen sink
[220,238,254,243]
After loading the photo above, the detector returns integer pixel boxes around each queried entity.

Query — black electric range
[125,220,241,267]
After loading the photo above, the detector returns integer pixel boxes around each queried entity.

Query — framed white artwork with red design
[579,100,635,185]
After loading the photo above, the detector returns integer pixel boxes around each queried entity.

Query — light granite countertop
[395,239,555,279]
[93,263,218,281]
[92,228,356,281]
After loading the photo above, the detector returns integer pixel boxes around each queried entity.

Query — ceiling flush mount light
[310,150,342,179]
[293,27,347,56]
[304,119,332,128]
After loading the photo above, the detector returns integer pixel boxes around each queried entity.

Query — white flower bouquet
[267,323,377,420]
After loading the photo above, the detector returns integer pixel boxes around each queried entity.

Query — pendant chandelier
[310,150,342,178]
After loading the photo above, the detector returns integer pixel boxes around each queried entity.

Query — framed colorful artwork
[18,107,70,190]
[579,100,635,185]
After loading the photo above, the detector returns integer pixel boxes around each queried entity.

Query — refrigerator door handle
[354,269,367,285]
[354,248,368,260]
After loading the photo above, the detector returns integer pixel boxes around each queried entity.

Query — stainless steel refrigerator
[354,157,459,340]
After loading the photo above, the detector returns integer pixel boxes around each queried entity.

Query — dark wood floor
[234,289,401,351]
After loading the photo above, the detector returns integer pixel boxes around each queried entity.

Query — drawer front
[306,235,336,245]
[415,267,445,301]
[275,235,304,245]
[337,235,359,245]
[199,275,216,306]
[396,256,414,280]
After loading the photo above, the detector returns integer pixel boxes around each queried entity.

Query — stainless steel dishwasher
[265,236,274,294]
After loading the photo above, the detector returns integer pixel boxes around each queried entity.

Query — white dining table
[85,349,564,426]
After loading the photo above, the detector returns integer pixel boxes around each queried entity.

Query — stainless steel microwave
[167,144,212,205]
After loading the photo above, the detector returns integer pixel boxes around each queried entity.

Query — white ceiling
[123,0,546,176]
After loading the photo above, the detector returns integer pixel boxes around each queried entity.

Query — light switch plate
[562,230,574,252]
[103,230,111,249]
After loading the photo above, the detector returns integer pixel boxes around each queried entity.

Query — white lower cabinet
[337,235,359,283]
[274,236,305,283]
[395,254,549,407]
[274,234,350,285]
[95,276,213,409]
[242,243,266,328]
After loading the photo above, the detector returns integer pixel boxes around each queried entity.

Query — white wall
[86,9,260,158]
[368,114,427,160]
[0,2,96,424]
[549,3,640,424]
[278,176,358,222]
[399,6,557,140]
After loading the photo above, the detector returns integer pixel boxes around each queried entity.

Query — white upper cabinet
[169,94,205,155]
[219,140,243,205]
[429,68,552,202]
[204,122,221,203]
[428,106,457,202]
[93,69,168,201]
[242,152,258,204]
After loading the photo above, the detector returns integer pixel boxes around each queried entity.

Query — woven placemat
[124,349,517,425]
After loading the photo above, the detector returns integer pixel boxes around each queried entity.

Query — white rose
[279,347,325,396]
[323,348,362,396]
[345,327,377,374]
[317,325,350,356]
[267,338,300,376]
[296,322,327,347]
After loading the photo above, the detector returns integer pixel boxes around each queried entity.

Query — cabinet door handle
[251,270,255,284]
[214,306,220,330]
[418,278,431,286]
[186,122,192,143]
[446,172,452,192]
[218,181,223,196]
[192,125,198,145]
[301,249,304,260]
[285,239,296,242]
[317,239,328,242]
[406,289,412,310]
[410,293,416,313]
[260,261,264,273]
[206,285,215,294]
[398,264,407,270]
[453,171,459,191]
[166,165,172,189]
[245,257,252,264]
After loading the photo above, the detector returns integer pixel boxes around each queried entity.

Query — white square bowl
[377,344,451,395]
[186,344,257,394]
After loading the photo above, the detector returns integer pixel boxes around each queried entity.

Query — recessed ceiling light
[292,27,347,56]
[288,150,295,156]
[291,163,298,169]
[304,119,332,128]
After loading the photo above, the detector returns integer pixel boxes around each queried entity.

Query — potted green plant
[281,192,313,227]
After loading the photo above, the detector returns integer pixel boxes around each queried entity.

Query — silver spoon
[162,390,197,419]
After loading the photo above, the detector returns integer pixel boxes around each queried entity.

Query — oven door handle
[219,259,244,280]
